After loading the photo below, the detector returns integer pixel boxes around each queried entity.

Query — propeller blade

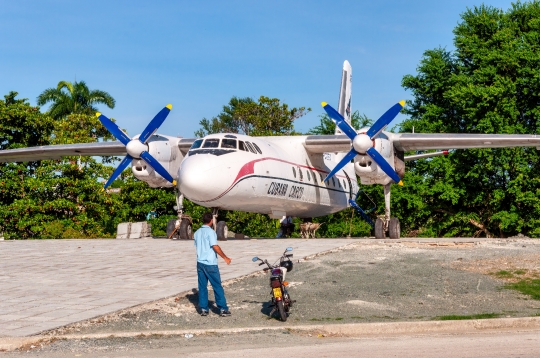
[321,102,358,140]
[366,147,403,186]
[96,113,131,145]
[139,104,172,144]
[366,100,405,139]
[103,155,133,189]
[140,151,176,185]
[323,149,358,182]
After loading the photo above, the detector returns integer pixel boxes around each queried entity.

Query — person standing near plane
[194,212,232,316]
[276,216,294,238]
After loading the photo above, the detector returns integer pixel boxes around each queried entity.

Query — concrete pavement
[0,237,358,337]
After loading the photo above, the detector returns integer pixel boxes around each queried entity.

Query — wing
[303,133,540,154]
[0,141,126,163]
[393,133,540,151]
[0,137,197,163]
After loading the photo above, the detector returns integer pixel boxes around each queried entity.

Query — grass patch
[505,279,540,300]
[351,316,363,319]
[310,317,345,321]
[514,269,528,275]
[434,313,501,321]
[494,270,514,278]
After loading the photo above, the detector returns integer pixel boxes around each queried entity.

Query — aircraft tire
[388,218,400,239]
[216,221,228,241]
[179,219,193,240]
[374,218,385,239]
[166,219,180,240]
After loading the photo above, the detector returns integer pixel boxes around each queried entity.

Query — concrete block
[128,222,152,238]
[116,223,131,239]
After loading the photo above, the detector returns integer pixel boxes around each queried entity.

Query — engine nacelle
[354,132,402,185]
[131,134,183,188]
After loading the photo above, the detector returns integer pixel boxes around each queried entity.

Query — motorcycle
[252,247,295,321]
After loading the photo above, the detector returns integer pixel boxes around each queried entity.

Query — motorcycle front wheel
[276,300,287,321]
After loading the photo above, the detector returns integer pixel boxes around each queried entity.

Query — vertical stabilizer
[335,60,352,135]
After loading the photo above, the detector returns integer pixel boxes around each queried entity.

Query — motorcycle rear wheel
[277,300,287,321]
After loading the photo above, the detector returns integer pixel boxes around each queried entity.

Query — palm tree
[37,80,115,120]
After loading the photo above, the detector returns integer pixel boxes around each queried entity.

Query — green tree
[0,91,122,239]
[307,110,373,135]
[398,1,540,237]
[195,96,310,137]
[37,80,115,120]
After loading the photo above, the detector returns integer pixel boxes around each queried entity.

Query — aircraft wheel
[216,221,228,241]
[178,219,193,240]
[388,218,400,240]
[166,219,180,240]
[374,218,385,239]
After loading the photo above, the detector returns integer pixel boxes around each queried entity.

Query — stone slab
[0,237,358,337]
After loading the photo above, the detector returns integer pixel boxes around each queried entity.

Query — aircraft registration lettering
[267,182,288,197]
[288,185,304,199]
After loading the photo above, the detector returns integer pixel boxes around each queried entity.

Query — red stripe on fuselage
[198,156,346,203]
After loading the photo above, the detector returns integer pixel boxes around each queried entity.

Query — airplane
[2,60,540,240]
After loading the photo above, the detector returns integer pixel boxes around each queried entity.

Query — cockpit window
[202,138,220,148]
[252,143,262,154]
[245,141,256,154]
[221,139,237,149]
[190,139,203,150]
[239,141,246,151]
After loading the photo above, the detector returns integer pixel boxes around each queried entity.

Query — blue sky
[1,0,516,138]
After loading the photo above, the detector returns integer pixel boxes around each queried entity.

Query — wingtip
[321,102,328,107]
[96,112,101,117]
[166,104,172,110]
[172,180,177,186]
[399,100,405,107]
[398,180,404,186]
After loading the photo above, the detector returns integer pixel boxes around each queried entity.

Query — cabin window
[292,167,296,178]
[319,173,324,182]
[299,168,303,181]
[239,141,246,151]
[252,143,262,154]
[307,170,311,182]
[245,141,257,154]
[332,177,335,187]
[343,179,347,189]
[221,139,237,149]
[190,139,203,150]
[202,138,220,148]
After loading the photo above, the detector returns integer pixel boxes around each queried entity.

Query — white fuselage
[177,134,358,218]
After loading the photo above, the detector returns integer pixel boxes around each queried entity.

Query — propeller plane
[3,60,540,240]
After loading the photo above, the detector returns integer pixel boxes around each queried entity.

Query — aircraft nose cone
[178,155,226,202]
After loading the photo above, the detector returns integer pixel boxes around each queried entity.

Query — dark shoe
[200,310,209,316]
[220,309,231,317]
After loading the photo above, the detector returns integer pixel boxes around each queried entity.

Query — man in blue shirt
[194,212,232,316]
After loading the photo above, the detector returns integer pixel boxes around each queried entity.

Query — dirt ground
[6,238,540,356]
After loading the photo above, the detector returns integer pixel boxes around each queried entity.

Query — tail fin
[335,60,352,135]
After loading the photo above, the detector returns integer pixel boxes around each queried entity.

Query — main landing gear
[350,184,400,239]
[167,191,194,240]
[166,191,228,241]
[374,184,400,240]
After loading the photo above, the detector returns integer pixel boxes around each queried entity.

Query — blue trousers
[197,262,228,311]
